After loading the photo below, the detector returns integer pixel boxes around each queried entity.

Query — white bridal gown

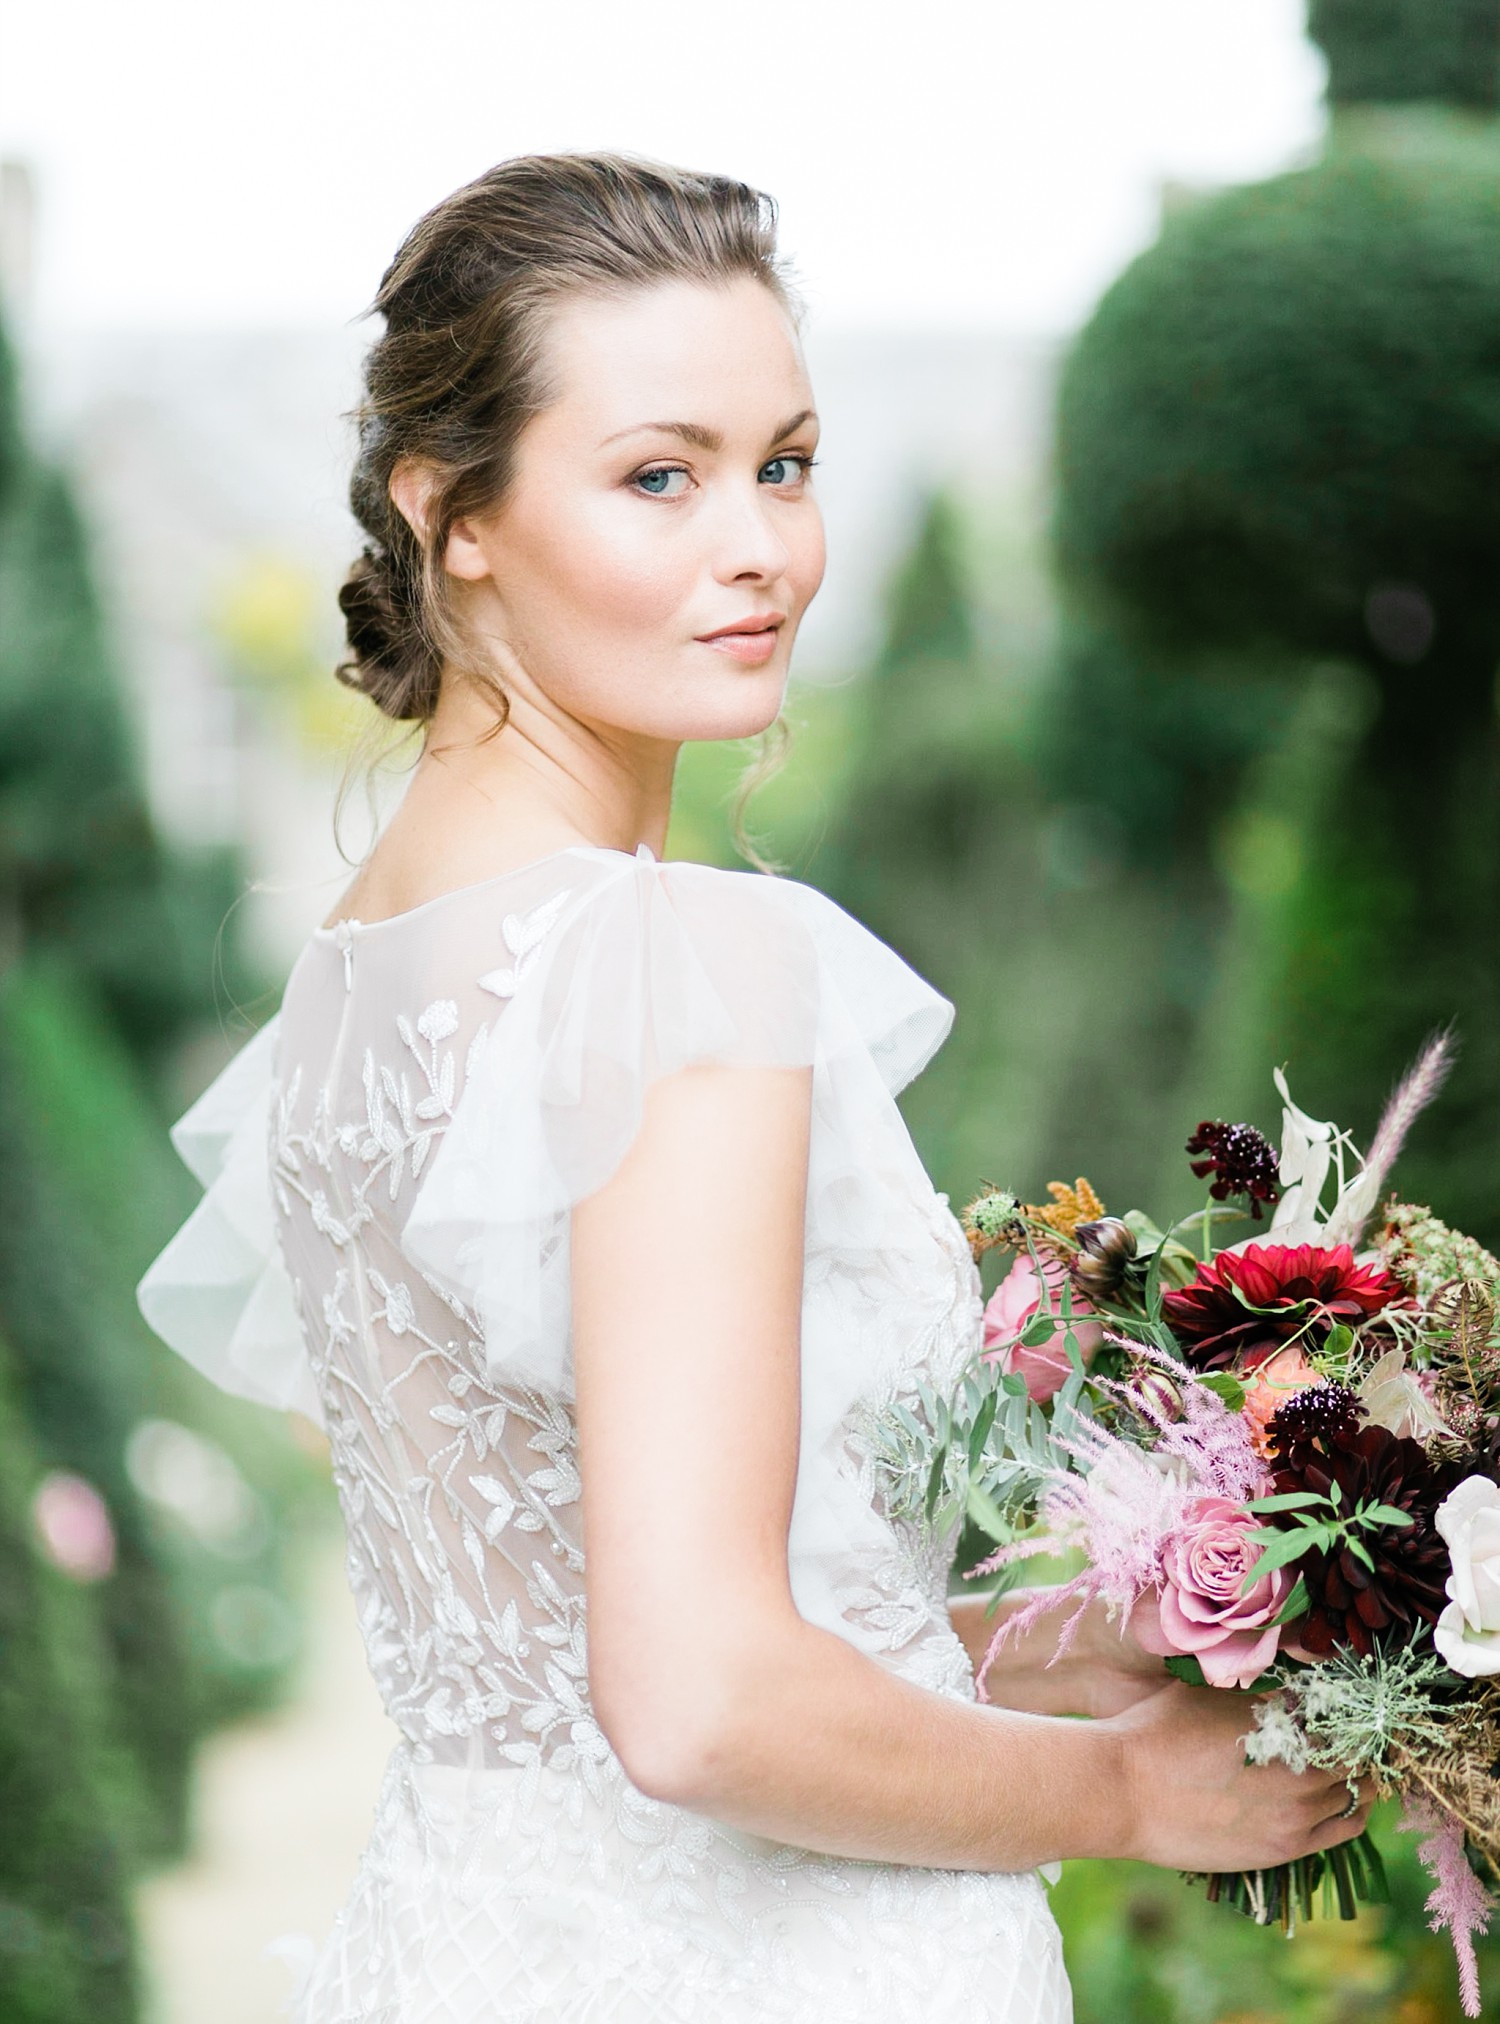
[136,841,1071,2023]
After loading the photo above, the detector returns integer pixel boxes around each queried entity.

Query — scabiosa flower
[1162,1242,1404,1372]
[1186,1120,1282,1221]
[1265,1380,1365,1471]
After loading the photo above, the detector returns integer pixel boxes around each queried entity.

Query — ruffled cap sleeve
[135,1011,323,1425]
[398,848,955,1398]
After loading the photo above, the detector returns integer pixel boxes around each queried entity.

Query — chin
[685,683,788,743]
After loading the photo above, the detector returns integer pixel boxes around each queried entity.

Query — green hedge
[0,1330,139,2024]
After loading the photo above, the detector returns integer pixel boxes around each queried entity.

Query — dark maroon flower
[1264,1406,1461,1659]
[1185,1120,1281,1221]
[1265,1380,1364,1468]
[1162,1242,1404,1372]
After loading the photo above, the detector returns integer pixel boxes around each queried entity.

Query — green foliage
[0,454,263,1056]
[1053,140,1500,690]
[0,963,196,1857]
[3,954,326,1731]
[0,290,325,1916]
[1047,118,1500,1241]
[1310,0,1500,110]
[0,1332,139,2024]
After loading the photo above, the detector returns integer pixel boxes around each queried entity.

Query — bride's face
[441,274,825,744]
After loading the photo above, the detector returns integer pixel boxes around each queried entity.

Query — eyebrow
[600,409,818,452]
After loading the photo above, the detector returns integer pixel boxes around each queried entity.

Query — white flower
[1433,1475,1500,1677]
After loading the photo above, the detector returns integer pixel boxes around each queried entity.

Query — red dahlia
[1161,1241,1403,1372]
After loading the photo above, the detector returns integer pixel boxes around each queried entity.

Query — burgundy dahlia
[1162,1242,1404,1373]
[1263,1404,1460,1659]
[1185,1120,1281,1221]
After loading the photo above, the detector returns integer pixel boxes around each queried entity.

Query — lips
[693,611,787,666]
[695,613,784,641]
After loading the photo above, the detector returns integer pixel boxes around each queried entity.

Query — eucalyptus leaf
[965,1482,1010,1539]
[968,1390,999,1471]
[924,1446,947,1517]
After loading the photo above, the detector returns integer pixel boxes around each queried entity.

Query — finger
[1306,1802,1372,1853]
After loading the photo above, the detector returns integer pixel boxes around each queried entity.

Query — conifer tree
[1046,0,1500,1235]
[0,1331,139,2024]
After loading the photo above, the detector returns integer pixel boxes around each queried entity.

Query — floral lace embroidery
[264,882,1068,2023]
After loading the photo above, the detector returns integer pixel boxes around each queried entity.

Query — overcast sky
[1,0,1325,335]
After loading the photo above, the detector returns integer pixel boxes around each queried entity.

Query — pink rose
[980,1252,1104,1403]
[1129,1494,1290,1689]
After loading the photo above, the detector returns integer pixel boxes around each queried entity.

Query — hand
[1063,1594,1174,1719]
[1105,1678,1378,1873]
[949,1588,1169,1719]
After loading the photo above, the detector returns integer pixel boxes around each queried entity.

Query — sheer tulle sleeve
[399,848,956,1399]
[135,1011,324,1426]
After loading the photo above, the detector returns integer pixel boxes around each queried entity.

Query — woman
[136,151,1374,2022]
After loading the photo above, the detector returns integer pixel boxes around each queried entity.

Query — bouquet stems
[1197,1828,1390,1934]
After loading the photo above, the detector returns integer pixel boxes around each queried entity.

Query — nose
[712,473,794,585]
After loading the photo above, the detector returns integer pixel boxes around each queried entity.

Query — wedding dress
[136,840,1072,2023]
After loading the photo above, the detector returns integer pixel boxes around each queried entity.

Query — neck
[411,665,679,862]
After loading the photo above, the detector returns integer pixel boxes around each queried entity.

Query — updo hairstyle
[333,151,805,867]
[334,144,801,870]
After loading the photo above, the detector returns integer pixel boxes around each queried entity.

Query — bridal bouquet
[872,1035,1500,2013]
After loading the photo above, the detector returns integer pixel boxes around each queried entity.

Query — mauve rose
[1129,1493,1291,1688]
[980,1252,1104,1403]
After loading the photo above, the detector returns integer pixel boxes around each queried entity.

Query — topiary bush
[1047,98,1500,1238]
[0,1330,139,2024]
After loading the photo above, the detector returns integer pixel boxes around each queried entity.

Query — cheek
[787,514,827,610]
[501,492,694,643]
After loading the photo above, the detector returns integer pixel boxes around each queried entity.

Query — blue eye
[753,455,813,485]
[633,465,691,497]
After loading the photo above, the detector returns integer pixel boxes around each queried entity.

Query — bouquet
[873,1034,1500,2013]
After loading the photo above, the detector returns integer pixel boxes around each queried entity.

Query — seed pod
[1131,1369,1184,1424]
[1070,1216,1138,1301]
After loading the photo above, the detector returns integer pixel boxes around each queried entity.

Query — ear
[388,457,437,543]
[439,511,492,584]
[389,459,491,583]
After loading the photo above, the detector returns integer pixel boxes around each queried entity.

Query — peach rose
[1240,1343,1322,1459]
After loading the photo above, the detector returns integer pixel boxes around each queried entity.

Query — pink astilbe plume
[964,1342,1267,1701]
[1325,1029,1457,1247]
[1398,1794,1495,2017]
[1122,1338,1265,1503]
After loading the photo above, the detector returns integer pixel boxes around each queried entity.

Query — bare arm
[572,1059,1374,1876]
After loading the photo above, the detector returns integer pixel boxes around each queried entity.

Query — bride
[136,150,1374,2021]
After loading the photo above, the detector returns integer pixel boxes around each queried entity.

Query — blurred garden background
[2,0,1499,2018]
